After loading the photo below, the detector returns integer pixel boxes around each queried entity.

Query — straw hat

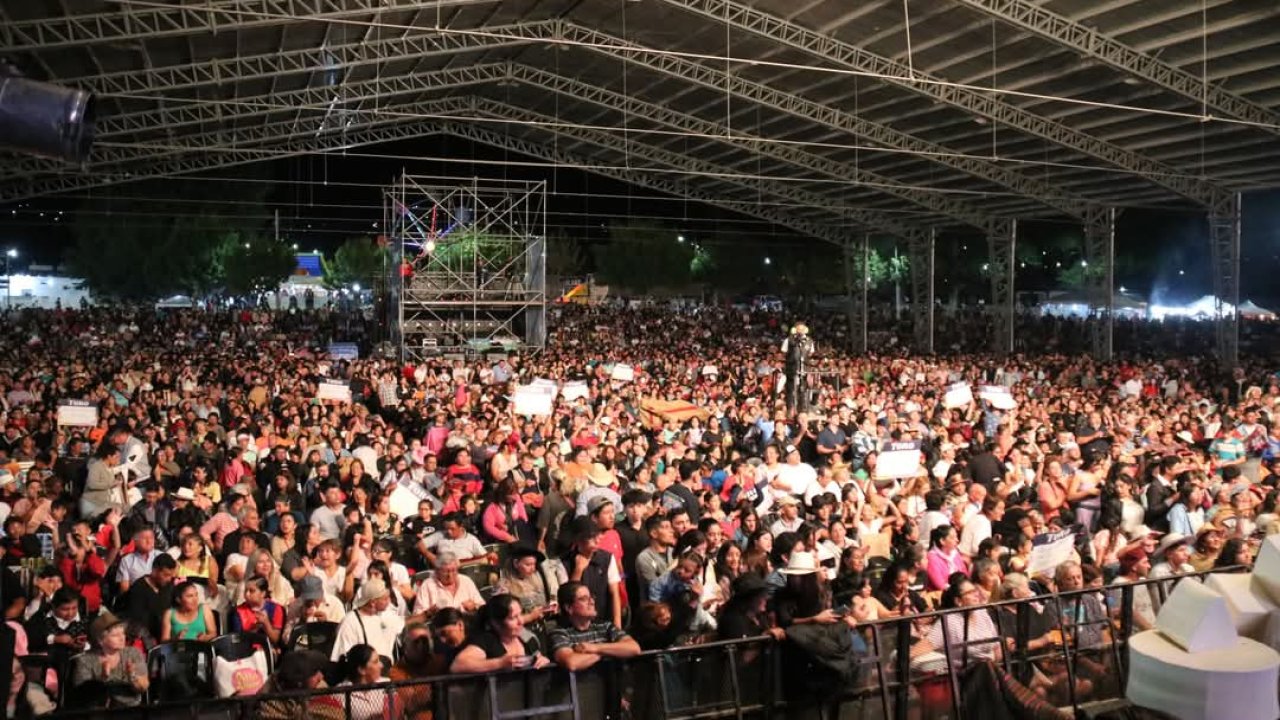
[779,551,818,575]
[586,463,615,487]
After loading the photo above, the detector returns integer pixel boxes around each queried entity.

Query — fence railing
[49,567,1240,720]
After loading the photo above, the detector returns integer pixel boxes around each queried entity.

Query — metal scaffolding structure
[387,173,547,362]
[988,221,1017,355]
[1210,192,1243,366]
[907,229,936,355]
[1084,208,1117,362]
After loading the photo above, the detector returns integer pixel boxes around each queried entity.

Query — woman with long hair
[161,580,217,642]
[925,525,970,591]
[449,594,548,674]
[175,532,220,600]
[229,575,285,646]
[335,643,396,720]
[234,549,294,606]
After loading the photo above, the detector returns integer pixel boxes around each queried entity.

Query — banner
[943,382,973,409]
[317,380,352,403]
[874,440,923,480]
[513,384,556,416]
[978,385,1017,410]
[57,400,98,427]
[1026,529,1077,577]
[611,363,635,382]
[561,381,590,401]
[327,342,359,361]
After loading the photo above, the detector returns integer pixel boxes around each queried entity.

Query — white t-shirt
[958,513,991,557]
[774,462,816,498]
[331,608,405,661]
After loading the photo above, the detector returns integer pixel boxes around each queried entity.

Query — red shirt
[58,553,107,614]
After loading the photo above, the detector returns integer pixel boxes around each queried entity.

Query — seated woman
[161,580,218,642]
[449,593,549,674]
[910,576,1001,671]
[335,643,397,720]
[228,574,285,647]
[258,649,343,720]
[67,612,149,710]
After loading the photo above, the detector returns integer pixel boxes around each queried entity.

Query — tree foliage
[66,181,288,301]
[222,238,298,296]
[590,224,694,293]
[322,237,387,289]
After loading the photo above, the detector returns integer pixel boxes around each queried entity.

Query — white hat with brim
[586,463,615,487]
[1154,532,1190,560]
[779,551,818,575]
[353,578,390,609]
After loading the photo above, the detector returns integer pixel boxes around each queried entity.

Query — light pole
[3,249,15,309]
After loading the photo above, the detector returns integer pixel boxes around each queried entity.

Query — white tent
[1239,300,1277,320]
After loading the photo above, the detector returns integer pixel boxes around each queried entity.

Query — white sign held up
[1026,529,1077,577]
[561,381,590,401]
[611,364,635,382]
[57,400,99,427]
[317,380,352,403]
[874,440,924,481]
[943,382,973,409]
[978,385,1017,410]
[513,384,556,416]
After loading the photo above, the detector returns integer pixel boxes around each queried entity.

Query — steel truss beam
[59,19,1089,220]
[552,24,1089,222]
[1083,207,1116,361]
[0,0,486,52]
[75,21,548,98]
[9,61,925,239]
[952,0,1280,139]
[1209,192,1242,365]
[907,229,936,354]
[1,99,853,247]
[655,0,1231,209]
[843,235,869,354]
[987,220,1017,355]
[0,97,474,201]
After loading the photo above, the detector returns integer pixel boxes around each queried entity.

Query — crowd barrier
[48,567,1239,720]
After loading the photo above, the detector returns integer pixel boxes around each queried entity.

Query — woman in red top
[58,533,108,615]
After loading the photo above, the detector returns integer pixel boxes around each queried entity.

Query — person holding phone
[450,593,549,674]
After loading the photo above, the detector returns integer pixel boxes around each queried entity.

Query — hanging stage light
[0,64,97,163]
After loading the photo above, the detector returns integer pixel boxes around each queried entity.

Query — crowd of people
[0,301,1276,718]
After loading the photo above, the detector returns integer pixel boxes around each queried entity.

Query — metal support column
[1084,207,1116,361]
[987,220,1017,355]
[907,229,936,354]
[1209,192,1242,366]
[843,234,868,354]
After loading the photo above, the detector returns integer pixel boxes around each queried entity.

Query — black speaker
[0,74,97,163]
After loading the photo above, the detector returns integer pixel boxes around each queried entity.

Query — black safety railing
[47,567,1240,720]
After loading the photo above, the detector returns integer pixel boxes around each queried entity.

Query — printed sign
[943,382,973,409]
[702,365,719,376]
[978,385,1017,410]
[561,381,590,401]
[57,400,98,427]
[317,380,352,403]
[327,342,359,361]
[611,363,635,382]
[1026,529,1077,577]
[874,440,923,480]
[513,384,556,416]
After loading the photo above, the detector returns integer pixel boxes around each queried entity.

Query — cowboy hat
[779,551,818,575]
[586,463,615,487]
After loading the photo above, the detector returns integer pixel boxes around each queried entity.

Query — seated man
[547,581,640,671]
[413,553,482,617]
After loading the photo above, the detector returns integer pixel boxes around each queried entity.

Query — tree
[323,237,387,289]
[545,231,588,278]
[221,237,297,297]
[590,223,694,293]
[66,179,271,301]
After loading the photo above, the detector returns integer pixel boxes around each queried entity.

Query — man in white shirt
[803,466,843,506]
[772,445,816,500]
[958,497,1002,558]
[331,578,403,661]
[1148,533,1194,614]
[429,514,493,566]
[414,553,483,615]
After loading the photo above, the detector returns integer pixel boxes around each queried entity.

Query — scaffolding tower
[385,174,547,363]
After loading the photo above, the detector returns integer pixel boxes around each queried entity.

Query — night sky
[3,134,1279,305]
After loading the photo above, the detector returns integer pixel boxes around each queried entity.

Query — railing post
[894,619,911,720]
